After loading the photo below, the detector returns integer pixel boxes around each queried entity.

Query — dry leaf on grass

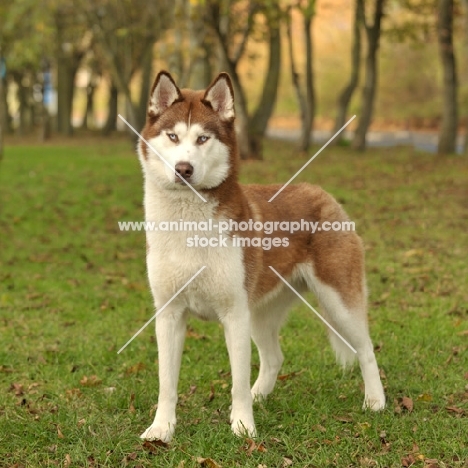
[197,457,221,467]
[208,383,215,402]
[401,454,416,467]
[57,426,65,439]
[282,457,293,467]
[446,405,464,415]
[333,415,353,423]
[79,375,102,387]
[242,438,267,456]
[402,396,414,412]
[9,383,24,396]
[64,454,71,467]
[142,439,168,453]
[125,362,146,375]
[129,393,136,413]
[277,370,304,381]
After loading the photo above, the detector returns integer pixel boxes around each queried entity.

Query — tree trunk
[248,12,282,159]
[437,0,458,155]
[188,2,212,90]
[103,82,118,135]
[12,72,30,135]
[462,0,468,155]
[0,74,4,159]
[352,0,384,151]
[333,0,363,143]
[138,46,154,130]
[287,8,306,147]
[80,82,96,130]
[299,13,315,153]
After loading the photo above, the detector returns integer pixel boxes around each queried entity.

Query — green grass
[0,137,467,467]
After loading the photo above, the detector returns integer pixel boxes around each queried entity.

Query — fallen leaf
[57,426,65,439]
[79,375,102,387]
[9,383,24,396]
[282,457,293,467]
[403,249,425,258]
[129,393,136,414]
[65,388,82,399]
[208,383,215,402]
[313,424,326,432]
[424,459,439,467]
[64,454,71,467]
[243,438,267,456]
[417,393,432,402]
[197,457,221,467]
[333,415,352,423]
[446,405,464,415]
[125,362,146,375]
[402,396,414,412]
[77,418,86,427]
[142,440,168,453]
[401,454,416,467]
[277,370,304,381]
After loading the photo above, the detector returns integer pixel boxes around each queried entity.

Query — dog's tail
[328,329,357,368]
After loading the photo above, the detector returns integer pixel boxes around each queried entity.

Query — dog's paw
[231,416,257,439]
[140,422,175,443]
[251,387,268,402]
[251,379,274,402]
[363,393,386,411]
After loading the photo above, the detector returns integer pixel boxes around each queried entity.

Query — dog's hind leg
[250,289,296,401]
[300,264,386,411]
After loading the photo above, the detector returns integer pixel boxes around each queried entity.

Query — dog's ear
[148,71,183,118]
[202,73,235,122]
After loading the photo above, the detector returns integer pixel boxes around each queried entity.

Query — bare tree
[83,0,171,132]
[55,6,91,136]
[463,0,468,155]
[437,0,458,155]
[333,0,364,143]
[207,0,282,160]
[352,0,385,151]
[0,60,4,159]
[286,1,316,154]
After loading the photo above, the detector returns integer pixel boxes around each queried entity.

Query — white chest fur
[144,181,247,321]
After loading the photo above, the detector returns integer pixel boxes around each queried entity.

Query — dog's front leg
[221,307,256,438]
[140,307,187,443]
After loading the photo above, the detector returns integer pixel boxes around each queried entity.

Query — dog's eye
[167,133,179,143]
[197,135,210,145]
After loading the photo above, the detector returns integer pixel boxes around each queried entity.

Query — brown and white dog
[137,71,385,442]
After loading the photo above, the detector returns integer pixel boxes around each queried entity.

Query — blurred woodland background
[0,0,467,159]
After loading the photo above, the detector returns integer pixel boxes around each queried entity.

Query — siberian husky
[137,71,385,442]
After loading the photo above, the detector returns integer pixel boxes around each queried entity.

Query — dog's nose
[175,162,194,181]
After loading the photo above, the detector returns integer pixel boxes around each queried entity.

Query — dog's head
[139,71,237,191]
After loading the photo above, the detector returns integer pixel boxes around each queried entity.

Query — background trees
[0,0,467,157]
